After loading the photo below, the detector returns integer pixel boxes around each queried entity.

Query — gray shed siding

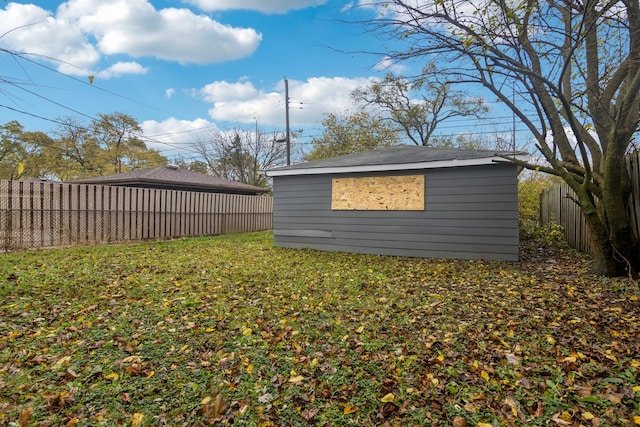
[272,164,520,261]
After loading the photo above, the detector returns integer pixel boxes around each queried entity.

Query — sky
[0,0,519,163]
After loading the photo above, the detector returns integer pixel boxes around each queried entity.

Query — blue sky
[0,0,518,162]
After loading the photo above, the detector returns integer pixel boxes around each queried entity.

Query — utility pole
[254,117,258,144]
[284,78,291,165]
[254,117,259,185]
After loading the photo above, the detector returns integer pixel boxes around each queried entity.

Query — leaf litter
[0,232,638,426]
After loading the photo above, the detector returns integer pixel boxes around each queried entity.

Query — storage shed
[266,145,529,261]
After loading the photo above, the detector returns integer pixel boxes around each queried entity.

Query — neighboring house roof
[71,165,269,195]
[267,145,529,176]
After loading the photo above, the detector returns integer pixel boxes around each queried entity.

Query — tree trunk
[600,141,640,277]
[577,146,640,278]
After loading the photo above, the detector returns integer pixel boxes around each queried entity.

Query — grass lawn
[1,231,639,426]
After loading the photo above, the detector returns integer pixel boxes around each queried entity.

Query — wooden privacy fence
[540,150,640,254]
[0,180,273,251]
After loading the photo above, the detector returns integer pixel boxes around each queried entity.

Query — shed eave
[266,154,530,177]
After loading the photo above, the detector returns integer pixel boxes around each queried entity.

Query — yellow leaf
[478,423,493,427]
[130,412,144,426]
[243,328,252,336]
[633,385,640,393]
[504,396,518,416]
[146,370,154,378]
[205,327,215,332]
[52,356,72,370]
[201,396,212,405]
[546,336,556,345]
[288,375,305,383]
[633,415,640,425]
[356,326,365,334]
[66,418,79,426]
[343,404,359,414]
[437,352,445,362]
[581,412,595,421]
[380,393,395,403]
[480,370,490,381]
[104,373,119,381]
[246,364,254,374]
[179,345,189,353]
[88,75,95,84]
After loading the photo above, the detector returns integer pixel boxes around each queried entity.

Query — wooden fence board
[0,180,272,250]
[540,151,639,255]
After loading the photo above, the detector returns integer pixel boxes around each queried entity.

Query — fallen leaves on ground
[0,232,638,426]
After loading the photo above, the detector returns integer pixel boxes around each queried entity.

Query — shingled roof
[71,165,269,195]
[267,145,529,176]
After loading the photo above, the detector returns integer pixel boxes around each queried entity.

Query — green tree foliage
[195,128,286,188]
[305,111,400,161]
[0,115,166,181]
[518,171,559,239]
[49,116,104,180]
[366,1,640,277]
[48,113,166,179]
[351,69,488,147]
[0,121,52,179]
[0,121,28,180]
[92,112,158,174]
[172,157,210,174]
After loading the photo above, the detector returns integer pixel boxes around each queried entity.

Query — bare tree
[361,0,640,277]
[352,65,488,146]
[195,128,287,188]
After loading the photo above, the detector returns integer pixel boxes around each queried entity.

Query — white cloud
[201,76,378,127]
[97,61,148,79]
[59,0,262,64]
[186,0,327,14]
[200,81,260,103]
[373,56,406,74]
[0,0,262,76]
[191,80,280,125]
[141,117,218,151]
[165,88,176,98]
[0,3,99,71]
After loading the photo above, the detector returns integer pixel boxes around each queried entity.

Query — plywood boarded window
[331,175,425,210]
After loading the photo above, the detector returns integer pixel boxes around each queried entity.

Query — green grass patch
[1,232,639,426]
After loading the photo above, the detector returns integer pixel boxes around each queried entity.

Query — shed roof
[71,165,269,195]
[267,145,529,176]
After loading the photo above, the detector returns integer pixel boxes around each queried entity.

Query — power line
[3,48,173,115]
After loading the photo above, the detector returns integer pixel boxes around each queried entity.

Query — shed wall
[272,164,520,261]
